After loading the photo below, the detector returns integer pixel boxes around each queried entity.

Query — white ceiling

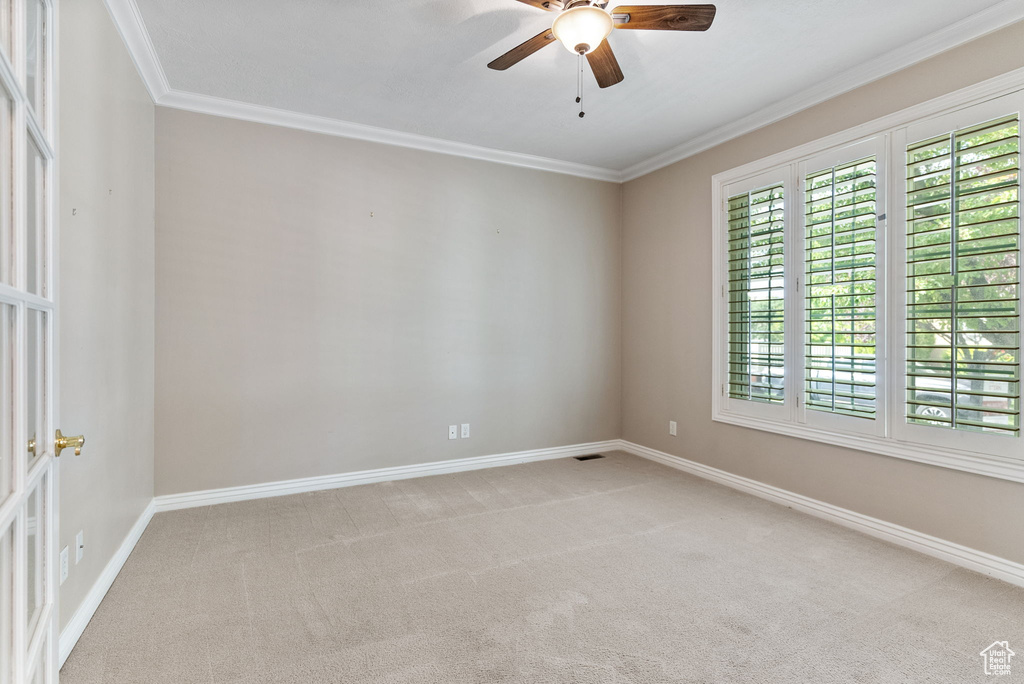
[129,0,1015,175]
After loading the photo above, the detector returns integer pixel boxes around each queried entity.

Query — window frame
[711,69,1024,484]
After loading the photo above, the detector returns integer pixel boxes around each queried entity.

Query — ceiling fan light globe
[551,5,613,55]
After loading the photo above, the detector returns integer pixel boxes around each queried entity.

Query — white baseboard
[59,499,156,667]
[618,440,1024,589]
[153,440,622,512]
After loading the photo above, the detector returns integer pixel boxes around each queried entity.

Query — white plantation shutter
[715,88,1024,477]
[728,184,785,403]
[805,157,878,419]
[905,114,1020,436]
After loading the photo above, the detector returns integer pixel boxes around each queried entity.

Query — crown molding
[101,0,170,100]
[618,0,1024,182]
[104,0,1023,184]
[100,0,622,181]
[156,89,624,182]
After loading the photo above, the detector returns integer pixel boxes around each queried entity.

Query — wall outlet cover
[461,423,470,438]
[669,421,677,436]
[76,530,84,564]
[448,425,458,440]
[60,546,69,585]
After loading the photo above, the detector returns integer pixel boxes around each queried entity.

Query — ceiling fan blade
[514,0,563,10]
[586,40,624,88]
[488,29,557,70]
[611,4,716,31]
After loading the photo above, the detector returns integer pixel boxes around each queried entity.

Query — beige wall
[58,0,156,631]
[622,21,1024,564]
[154,109,622,495]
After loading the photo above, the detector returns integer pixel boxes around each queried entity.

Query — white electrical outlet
[461,423,470,439]
[448,425,458,440]
[76,530,84,564]
[669,421,677,436]
[60,546,69,585]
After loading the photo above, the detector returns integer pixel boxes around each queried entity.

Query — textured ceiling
[134,0,1008,171]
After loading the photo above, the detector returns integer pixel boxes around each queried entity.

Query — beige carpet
[60,451,1022,683]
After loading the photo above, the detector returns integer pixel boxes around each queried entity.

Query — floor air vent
[574,454,605,461]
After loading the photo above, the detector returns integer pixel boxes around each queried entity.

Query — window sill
[712,409,1024,484]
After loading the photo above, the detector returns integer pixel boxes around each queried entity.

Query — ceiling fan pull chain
[575,52,581,105]
[576,52,585,118]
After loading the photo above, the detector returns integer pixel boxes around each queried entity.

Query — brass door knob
[55,429,85,457]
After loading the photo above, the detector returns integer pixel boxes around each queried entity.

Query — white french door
[0,0,58,682]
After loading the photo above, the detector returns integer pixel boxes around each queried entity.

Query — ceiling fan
[487,1,717,89]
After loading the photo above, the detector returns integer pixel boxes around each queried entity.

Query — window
[728,183,785,404]
[905,115,1019,436]
[805,157,878,420]
[713,84,1024,482]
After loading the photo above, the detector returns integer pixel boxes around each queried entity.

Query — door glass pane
[0,0,10,59]
[25,309,44,468]
[0,303,12,506]
[28,637,46,684]
[0,89,10,286]
[0,524,11,684]
[25,0,44,119]
[25,476,44,639]
[25,139,44,295]
[0,0,9,60]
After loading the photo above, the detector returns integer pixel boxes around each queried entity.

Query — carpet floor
[60,451,1023,683]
